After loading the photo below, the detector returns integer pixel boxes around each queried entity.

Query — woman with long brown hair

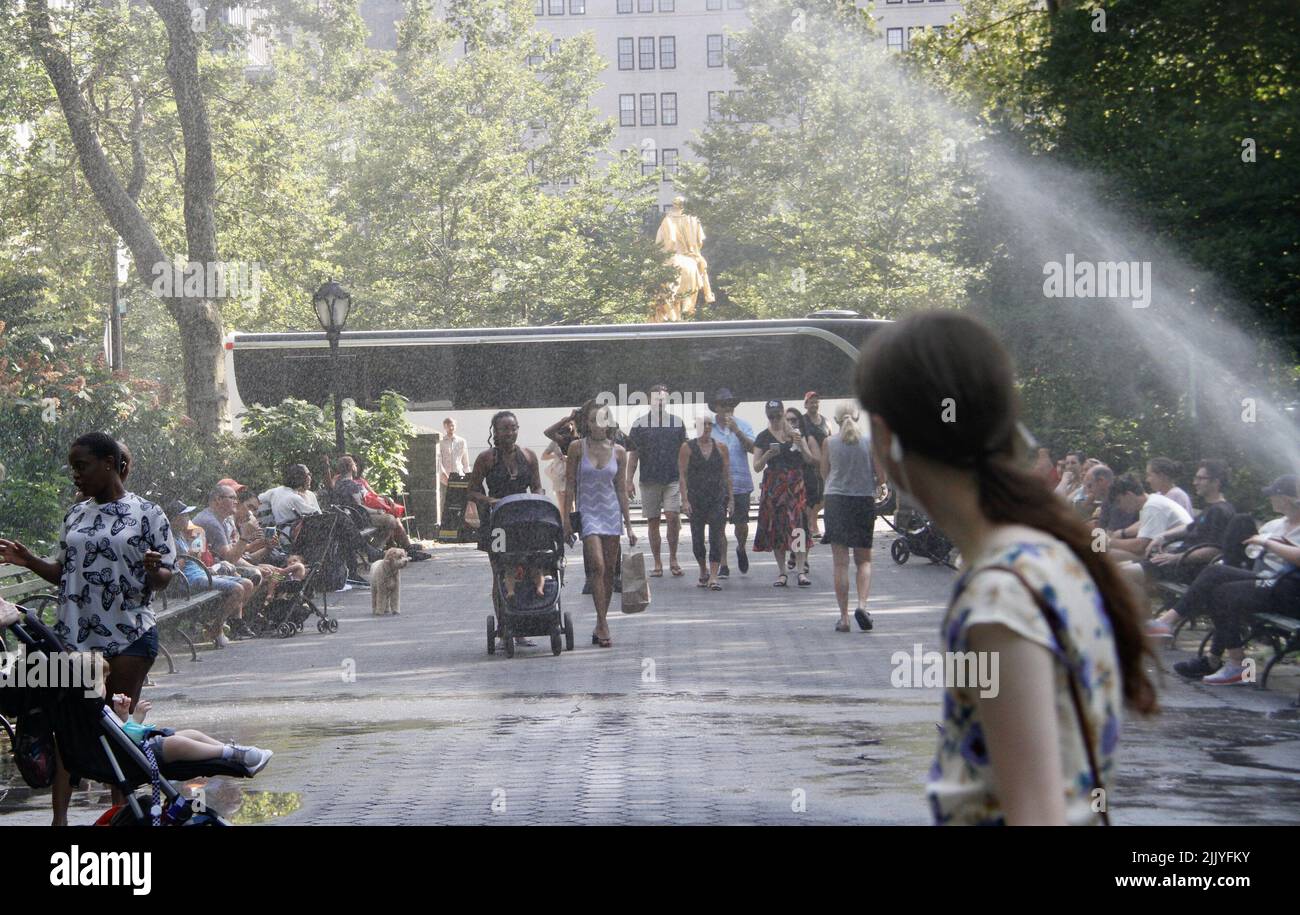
[856,311,1156,826]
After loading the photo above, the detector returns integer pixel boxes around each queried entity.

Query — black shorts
[821,495,875,548]
[114,627,159,661]
[729,492,751,523]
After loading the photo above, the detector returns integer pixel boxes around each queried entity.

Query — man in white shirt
[1104,472,1193,563]
[438,417,471,525]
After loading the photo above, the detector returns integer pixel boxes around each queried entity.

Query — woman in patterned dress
[856,312,1156,825]
[752,399,815,587]
[562,400,637,648]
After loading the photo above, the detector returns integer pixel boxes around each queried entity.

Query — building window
[886,0,901,4]
[659,36,676,68]
[549,0,564,14]
[886,28,903,51]
[907,26,920,47]
[527,52,545,66]
[708,90,724,122]
[639,36,655,68]
[618,37,634,69]
[640,93,657,126]
[707,34,723,67]
[535,0,544,13]
[570,0,585,12]
[659,0,674,10]
[620,94,636,126]
[728,89,745,121]
[726,0,744,8]
[934,24,947,37]
[706,0,721,8]
[908,0,923,3]
[661,148,678,180]
[618,0,632,11]
[661,92,677,125]
[638,0,653,11]
[641,147,658,176]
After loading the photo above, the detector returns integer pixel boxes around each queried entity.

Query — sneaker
[236,746,273,775]
[334,582,353,593]
[737,547,749,574]
[854,608,873,631]
[406,548,432,561]
[718,566,730,579]
[1145,619,1174,638]
[1173,656,1220,679]
[214,633,230,649]
[1202,663,1248,685]
[232,620,258,640]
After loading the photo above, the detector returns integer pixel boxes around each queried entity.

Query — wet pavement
[2,522,1298,825]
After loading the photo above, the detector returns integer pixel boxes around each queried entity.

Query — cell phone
[263,527,277,540]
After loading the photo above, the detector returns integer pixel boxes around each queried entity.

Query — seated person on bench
[332,456,430,561]
[1141,459,1235,584]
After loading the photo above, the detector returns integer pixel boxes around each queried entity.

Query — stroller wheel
[563,612,575,651]
[550,625,563,657]
[487,615,497,654]
[279,622,294,638]
[317,619,327,633]
[327,618,339,633]
[891,539,910,565]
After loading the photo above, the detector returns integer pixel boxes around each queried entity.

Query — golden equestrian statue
[649,196,715,323]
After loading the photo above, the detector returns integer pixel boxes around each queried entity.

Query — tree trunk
[26,0,229,437]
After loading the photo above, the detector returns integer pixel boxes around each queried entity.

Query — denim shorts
[117,626,159,660]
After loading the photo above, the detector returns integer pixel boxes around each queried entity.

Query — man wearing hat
[166,500,255,647]
[709,388,756,576]
[1156,474,1300,684]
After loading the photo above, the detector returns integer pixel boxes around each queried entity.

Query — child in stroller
[109,690,272,774]
[485,494,575,658]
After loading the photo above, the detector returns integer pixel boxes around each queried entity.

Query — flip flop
[708,581,722,591]
[592,631,613,648]
[650,569,664,578]
[797,573,811,587]
[670,565,685,577]
[773,574,788,587]
[696,578,709,588]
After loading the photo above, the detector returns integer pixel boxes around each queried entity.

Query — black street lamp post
[312,279,353,456]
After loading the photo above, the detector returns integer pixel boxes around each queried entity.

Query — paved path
[3,524,1298,824]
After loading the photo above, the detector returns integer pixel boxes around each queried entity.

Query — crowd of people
[459,386,879,649]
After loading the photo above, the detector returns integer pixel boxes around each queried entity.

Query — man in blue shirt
[708,388,756,576]
[627,383,687,577]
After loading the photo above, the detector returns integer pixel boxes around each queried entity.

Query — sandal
[797,573,811,587]
[835,620,851,633]
[708,581,722,591]
[670,564,684,577]
[773,574,788,587]
[650,568,664,578]
[697,576,709,588]
[591,630,613,648]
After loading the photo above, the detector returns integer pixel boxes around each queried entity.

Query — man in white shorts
[626,384,687,577]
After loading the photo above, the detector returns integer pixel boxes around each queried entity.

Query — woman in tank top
[468,411,543,648]
[678,413,733,590]
[563,400,637,648]
[819,403,877,633]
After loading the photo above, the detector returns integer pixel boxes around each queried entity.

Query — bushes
[0,322,417,550]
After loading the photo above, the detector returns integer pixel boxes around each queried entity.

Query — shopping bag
[620,551,651,614]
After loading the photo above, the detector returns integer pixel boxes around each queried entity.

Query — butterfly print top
[57,493,176,656]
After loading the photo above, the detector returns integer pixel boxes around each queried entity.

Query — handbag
[5,707,55,789]
[967,563,1111,826]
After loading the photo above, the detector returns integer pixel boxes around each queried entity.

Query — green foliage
[677,0,980,318]
[236,391,415,495]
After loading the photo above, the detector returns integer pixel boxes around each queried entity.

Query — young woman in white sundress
[562,399,637,648]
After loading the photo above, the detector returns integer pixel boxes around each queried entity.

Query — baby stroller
[248,512,339,638]
[0,606,261,825]
[485,494,574,659]
[881,497,959,570]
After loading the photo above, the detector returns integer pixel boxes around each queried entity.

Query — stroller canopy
[490,494,563,528]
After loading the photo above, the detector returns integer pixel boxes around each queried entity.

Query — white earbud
[889,436,903,464]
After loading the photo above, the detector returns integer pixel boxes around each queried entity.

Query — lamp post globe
[313,278,353,456]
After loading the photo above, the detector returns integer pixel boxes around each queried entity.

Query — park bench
[1250,611,1300,690]
[151,554,226,673]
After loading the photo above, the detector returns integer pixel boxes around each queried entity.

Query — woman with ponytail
[856,311,1156,826]
[819,403,877,633]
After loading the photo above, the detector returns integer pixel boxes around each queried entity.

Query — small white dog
[370,547,410,616]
